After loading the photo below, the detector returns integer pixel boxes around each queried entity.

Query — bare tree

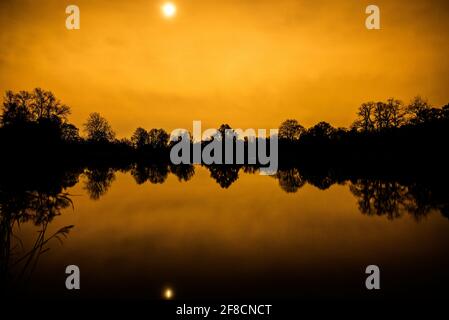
[374,102,393,130]
[352,102,375,132]
[386,98,405,128]
[83,112,115,143]
[31,88,70,122]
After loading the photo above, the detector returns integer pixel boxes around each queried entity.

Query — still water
[3,165,449,300]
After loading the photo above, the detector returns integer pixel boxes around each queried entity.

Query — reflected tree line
[275,167,449,221]
[273,167,449,221]
[9,162,449,222]
[1,164,448,293]
[278,168,449,221]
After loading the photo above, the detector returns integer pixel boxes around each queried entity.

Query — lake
[2,165,449,300]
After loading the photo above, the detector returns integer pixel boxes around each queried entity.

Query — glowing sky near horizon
[0,0,448,137]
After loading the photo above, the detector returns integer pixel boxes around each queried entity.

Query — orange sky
[1,0,448,137]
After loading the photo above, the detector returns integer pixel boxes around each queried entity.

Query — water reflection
[275,168,305,193]
[84,167,116,200]
[2,164,448,220]
[208,165,240,189]
[1,163,448,298]
[350,178,449,221]
[0,167,78,293]
[163,287,174,300]
[169,164,195,182]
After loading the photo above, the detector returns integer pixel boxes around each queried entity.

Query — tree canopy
[278,119,305,141]
[83,112,116,143]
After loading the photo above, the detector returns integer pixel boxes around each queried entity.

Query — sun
[161,2,177,18]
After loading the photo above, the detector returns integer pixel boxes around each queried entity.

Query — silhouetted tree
[147,128,169,149]
[131,127,149,149]
[306,121,336,139]
[406,96,432,125]
[1,88,70,126]
[31,88,70,123]
[1,91,33,126]
[278,119,304,141]
[352,98,406,131]
[386,98,405,128]
[442,104,449,120]
[61,123,80,142]
[1,88,72,143]
[352,102,375,132]
[373,102,391,130]
[83,112,116,143]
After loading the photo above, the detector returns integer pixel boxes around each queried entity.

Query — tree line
[1,88,448,163]
[277,96,449,142]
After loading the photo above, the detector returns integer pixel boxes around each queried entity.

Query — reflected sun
[161,2,177,18]
[163,287,174,299]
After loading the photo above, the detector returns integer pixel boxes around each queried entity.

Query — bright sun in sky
[162,2,177,18]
